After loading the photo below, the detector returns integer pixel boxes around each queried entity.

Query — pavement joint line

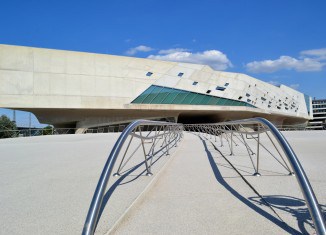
[104,137,185,235]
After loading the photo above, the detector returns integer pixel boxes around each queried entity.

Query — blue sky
[0,0,325,126]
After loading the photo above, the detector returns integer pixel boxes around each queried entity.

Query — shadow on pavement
[249,195,326,235]
[198,135,302,234]
[94,148,168,230]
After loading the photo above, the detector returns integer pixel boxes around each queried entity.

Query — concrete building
[0,44,312,130]
[308,99,326,130]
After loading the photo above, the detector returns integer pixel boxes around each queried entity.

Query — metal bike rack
[82,120,183,235]
[83,118,325,235]
[185,118,325,235]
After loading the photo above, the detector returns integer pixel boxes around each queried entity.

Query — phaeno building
[0,44,312,130]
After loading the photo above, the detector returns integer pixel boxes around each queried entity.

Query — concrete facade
[0,44,312,128]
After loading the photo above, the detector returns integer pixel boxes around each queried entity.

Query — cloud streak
[300,48,326,60]
[245,48,326,73]
[158,48,189,54]
[148,49,232,70]
[126,45,154,55]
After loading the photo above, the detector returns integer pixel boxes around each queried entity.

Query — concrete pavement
[0,131,325,234]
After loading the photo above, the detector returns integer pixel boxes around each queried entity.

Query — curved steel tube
[83,118,325,235]
[82,120,182,235]
[256,118,325,235]
[187,117,325,234]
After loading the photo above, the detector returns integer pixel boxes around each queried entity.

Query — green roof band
[131,85,256,108]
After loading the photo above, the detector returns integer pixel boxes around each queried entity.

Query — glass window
[216,86,226,91]
[208,97,218,105]
[151,87,173,104]
[173,91,190,104]
[223,99,234,106]
[161,89,180,104]
[190,95,206,105]
[132,86,156,103]
[199,95,212,105]
[217,98,227,105]
[142,86,163,103]
[132,85,258,109]
[181,93,198,104]
[238,101,245,106]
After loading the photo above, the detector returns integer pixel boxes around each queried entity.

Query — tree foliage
[0,115,18,138]
[42,125,54,135]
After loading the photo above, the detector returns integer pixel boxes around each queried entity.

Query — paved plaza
[0,130,325,234]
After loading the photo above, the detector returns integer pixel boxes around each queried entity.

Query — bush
[42,125,54,135]
[0,115,18,139]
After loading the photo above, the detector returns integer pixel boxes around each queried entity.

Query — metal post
[139,127,152,176]
[13,110,16,123]
[253,133,261,176]
[29,112,32,136]
[113,134,134,177]
[230,132,234,155]
[220,131,223,147]
[265,132,294,175]
[165,127,170,156]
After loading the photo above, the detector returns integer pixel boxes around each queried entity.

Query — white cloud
[148,50,232,70]
[158,48,189,54]
[246,55,324,73]
[300,48,326,60]
[126,45,154,55]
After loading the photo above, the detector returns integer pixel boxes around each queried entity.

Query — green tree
[42,125,54,135]
[0,115,18,138]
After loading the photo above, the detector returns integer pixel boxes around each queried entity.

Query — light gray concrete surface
[110,131,326,235]
[0,131,325,234]
[0,133,178,235]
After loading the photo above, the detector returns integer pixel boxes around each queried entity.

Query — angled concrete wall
[0,44,312,128]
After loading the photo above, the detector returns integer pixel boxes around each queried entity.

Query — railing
[82,120,183,235]
[1,122,322,140]
[276,124,308,131]
[0,124,132,139]
[4,117,323,233]
[0,128,77,138]
[185,117,325,235]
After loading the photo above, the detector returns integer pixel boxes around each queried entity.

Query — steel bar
[265,132,292,173]
[82,120,182,235]
[186,118,325,234]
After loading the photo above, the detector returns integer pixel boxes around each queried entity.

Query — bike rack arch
[82,120,183,235]
[83,118,325,235]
